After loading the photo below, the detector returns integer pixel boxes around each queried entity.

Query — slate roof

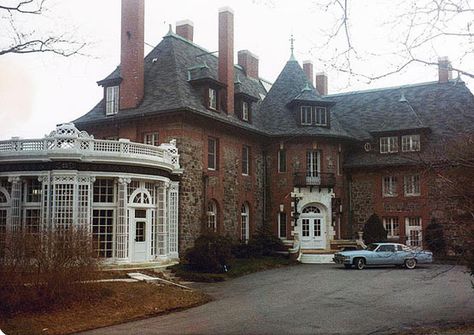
[257,60,352,139]
[74,32,474,168]
[74,33,268,134]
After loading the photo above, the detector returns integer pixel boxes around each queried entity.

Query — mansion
[1,1,473,263]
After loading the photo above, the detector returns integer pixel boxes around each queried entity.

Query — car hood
[335,250,373,256]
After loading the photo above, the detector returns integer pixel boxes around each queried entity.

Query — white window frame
[382,176,398,197]
[241,203,249,242]
[144,132,159,146]
[278,212,287,239]
[207,200,217,232]
[106,86,119,116]
[242,101,249,121]
[278,149,286,173]
[401,134,421,152]
[242,145,250,175]
[300,106,312,125]
[383,217,400,238]
[208,137,218,170]
[404,174,421,196]
[380,136,399,154]
[314,107,327,126]
[208,88,217,110]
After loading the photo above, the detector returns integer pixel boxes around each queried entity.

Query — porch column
[8,177,21,232]
[115,177,131,260]
[156,181,167,257]
[167,181,179,258]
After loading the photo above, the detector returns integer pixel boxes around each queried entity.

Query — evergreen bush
[424,218,446,256]
[362,214,387,244]
[186,233,233,273]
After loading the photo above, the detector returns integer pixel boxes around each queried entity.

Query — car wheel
[344,264,352,269]
[354,258,365,270]
[405,258,417,269]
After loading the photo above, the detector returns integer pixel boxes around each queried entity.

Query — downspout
[347,173,353,239]
[262,150,267,227]
[202,173,209,233]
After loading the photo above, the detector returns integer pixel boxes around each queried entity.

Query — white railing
[0,123,180,171]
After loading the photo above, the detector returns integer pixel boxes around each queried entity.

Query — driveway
[80,264,474,335]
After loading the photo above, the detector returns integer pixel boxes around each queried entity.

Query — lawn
[171,255,296,282]
[0,281,211,335]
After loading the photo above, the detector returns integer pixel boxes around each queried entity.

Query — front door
[405,217,422,249]
[132,209,149,262]
[300,217,326,249]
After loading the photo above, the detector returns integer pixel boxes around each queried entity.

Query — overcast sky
[0,0,472,140]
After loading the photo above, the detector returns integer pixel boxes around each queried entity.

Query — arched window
[302,205,321,214]
[241,203,249,242]
[131,189,152,205]
[207,200,217,232]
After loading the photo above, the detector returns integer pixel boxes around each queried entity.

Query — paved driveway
[80,264,474,335]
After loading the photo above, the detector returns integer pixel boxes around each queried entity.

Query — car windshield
[366,243,379,251]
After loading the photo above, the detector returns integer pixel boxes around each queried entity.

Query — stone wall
[350,176,375,233]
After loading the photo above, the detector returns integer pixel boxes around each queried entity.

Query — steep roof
[257,60,352,139]
[332,80,474,167]
[74,33,268,134]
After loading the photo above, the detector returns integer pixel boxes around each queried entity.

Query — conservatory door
[132,209,150,262]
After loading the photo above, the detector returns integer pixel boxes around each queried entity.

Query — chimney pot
[238,50,259,79]
[120,0,145,110]
[218,7,235,115]
[303,60,314,86]
[438,57,452,83]
[176,20,194,42]
[316,72,328,96]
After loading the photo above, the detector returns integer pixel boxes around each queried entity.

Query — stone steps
[300,253,335,264]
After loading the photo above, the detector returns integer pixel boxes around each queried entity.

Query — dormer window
[380,136,398,153]
[208,88,217,110]
[300,106,328,126]
[242,101,249,121]
[105,86,119,116]
[401,134,420,152]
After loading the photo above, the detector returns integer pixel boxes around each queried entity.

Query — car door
[374,244,397,265]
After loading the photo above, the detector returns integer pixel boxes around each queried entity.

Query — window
[93,179,114,203]
[278,212,287,238]
[241,203,249,242]
[383,217,400,238]
[314,107,327,126]
[92,209,114,258]
[105,86,119,116]
[402,135,420,152]
[300,106,327,126]
[406,217,422,247]
[380,136,398,153]
[25,209,41,234]
[242,145,250,175]
[306,150,319,178]
[144,132,159,146]
[404,175,420,196]
[302,219,310,237]
[377,244,396,252]
[242,101,249,121]
[25,179,41,203]
[207,200,217,232]
[382,176,398,197]
[208,138,218,170]
[135,221,146,242]
[208,88,217,110]
[300,106,312,125]
[278,149,287,173]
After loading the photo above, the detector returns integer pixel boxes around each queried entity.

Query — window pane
[208,138,217,170]
[278,150,286,173]
[242,146,250,175]
[279,212,287,238]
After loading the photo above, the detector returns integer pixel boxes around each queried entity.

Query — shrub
[0,227,100,315]
[245,225,284,257]
[185,233,233,273]
[424,218,446,256]
[363,214,387,244]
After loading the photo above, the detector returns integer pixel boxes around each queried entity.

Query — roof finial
[167,23,173,36]
[289,34,296,61]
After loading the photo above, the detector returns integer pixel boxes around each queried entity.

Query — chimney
[303,60,314,85]
[120,0,145,110]
[218,7,234,114]
[438,57,452,83]
[238,50,259,79]
[316,72,328,96]
[176,20,194,42]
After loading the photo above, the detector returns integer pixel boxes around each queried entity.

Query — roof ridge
[328,80,462,97]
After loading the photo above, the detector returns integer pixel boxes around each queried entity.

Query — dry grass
[0,281,211,335]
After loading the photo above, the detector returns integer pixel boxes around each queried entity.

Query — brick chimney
[438,57,452,83]
[120,0,145,110]
[316,72,328,96]
[238,50,259,79]
[218,7,234,114]
[303,60,314,86]
[176,20,194,42]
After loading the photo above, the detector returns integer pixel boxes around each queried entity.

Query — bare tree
[312,0,474,83]
[0,0,86,57]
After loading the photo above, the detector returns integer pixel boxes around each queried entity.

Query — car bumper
[333,257,351,264]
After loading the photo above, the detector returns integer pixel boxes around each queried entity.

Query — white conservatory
[0,123,181,264]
